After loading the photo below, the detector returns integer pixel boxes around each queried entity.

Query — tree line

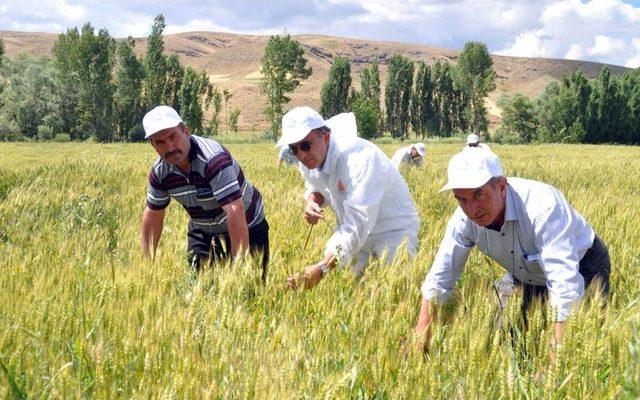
[313,41,495,140]
[0,15,240,142]
[1,27,639,144]
[497,67,640,144]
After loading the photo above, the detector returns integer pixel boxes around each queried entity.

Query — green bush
[37,125,55,141]
[349,95,379,139]
[54,133,71,142]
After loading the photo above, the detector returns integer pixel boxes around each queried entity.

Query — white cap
[439,149,503,192]
[277,106,326,147]
[466,133,480,144]
[414,142,426,156]
[143,106,183,139]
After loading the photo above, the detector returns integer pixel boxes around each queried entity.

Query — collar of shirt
[504,184,519,223]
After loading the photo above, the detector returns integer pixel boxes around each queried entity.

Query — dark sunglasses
[289,132,322,155]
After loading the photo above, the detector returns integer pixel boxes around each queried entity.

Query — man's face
[411,147,420,159]
[149,125,191,167]
[289,129,330,170]
[452,178,507,227]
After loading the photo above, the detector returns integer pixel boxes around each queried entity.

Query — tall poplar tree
[114,36,145,140]
[319,57,352,118]
[385,55,414,138]
[455,41,496,135]
[145,14,167,108]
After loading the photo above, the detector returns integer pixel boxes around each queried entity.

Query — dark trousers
[518,234,611,322]
[187,218,270,282]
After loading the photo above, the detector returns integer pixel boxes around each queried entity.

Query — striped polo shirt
[146,135,264,234]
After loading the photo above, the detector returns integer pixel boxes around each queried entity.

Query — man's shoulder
[191,135,227,161]
[150,157,169,177]
[508,177,561,214]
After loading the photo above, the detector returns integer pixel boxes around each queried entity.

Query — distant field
[0,141,639,398]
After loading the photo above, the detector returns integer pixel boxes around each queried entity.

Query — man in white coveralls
[279,106,420,290]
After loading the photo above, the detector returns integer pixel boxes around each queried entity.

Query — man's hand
[287,264,323,290]
[413,299,438,354]
[304,202,324,225]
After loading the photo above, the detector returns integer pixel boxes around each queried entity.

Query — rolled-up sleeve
[324,153,388,264]
[421,210,474,303]
[534,199,585,322]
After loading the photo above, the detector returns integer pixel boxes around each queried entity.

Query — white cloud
[1,0,639,67]
[588,35,627,57]
[625,37,640,68]
[565,44,585,60]
[57,0,86,21]
[497,0,640,66]
[497,31,550,58]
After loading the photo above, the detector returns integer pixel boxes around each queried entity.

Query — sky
[1,0,640,68]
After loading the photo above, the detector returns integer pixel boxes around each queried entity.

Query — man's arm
[221,198,249,258]
[415,299,439,352]
[141,206,165,259]
[304,192,325,224]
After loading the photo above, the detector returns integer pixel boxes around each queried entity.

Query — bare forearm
[141,208,164,259]
[415,299,438,351]
[227,215,249,257]
[223,199,250,258]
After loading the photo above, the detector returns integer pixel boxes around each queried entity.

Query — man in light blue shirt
[414,149,610,353]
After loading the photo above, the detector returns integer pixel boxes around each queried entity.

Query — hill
[1,30,632,130]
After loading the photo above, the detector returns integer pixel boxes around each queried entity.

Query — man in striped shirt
[141,106,269,280]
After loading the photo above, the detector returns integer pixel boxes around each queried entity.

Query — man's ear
[499,177,508,197]
[184,126,190,136]
[324,131,331,145]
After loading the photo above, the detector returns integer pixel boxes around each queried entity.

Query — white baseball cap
[277,106,326,147]
[414,142,426,156]
[466,133,480,144]
[439,149,503,192]
[143,106,183,139]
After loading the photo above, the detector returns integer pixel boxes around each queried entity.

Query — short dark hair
[488,176,505,188]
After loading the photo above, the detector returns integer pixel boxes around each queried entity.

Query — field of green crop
[0,140,639,398]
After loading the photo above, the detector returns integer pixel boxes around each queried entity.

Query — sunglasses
[289,132,322,156]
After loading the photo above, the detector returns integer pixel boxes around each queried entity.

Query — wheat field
[0,140,638,398]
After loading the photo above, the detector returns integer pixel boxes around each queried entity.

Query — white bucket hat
[439,149,503,192]
[143,106,183,139]
[414,142,426,156]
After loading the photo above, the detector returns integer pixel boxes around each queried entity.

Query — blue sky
[1,0,639,67]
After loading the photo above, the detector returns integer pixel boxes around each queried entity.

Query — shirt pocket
[195,187,216,207]
[521,252,542,275]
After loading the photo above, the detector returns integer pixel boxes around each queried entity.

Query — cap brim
[276,132,301,147]
[438,174,492,193]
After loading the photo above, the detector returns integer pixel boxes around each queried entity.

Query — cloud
[625,37,640,68]
[497,0,640,66]
[1,0,639,66]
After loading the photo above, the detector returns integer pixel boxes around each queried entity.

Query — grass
[0,140,638,398]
